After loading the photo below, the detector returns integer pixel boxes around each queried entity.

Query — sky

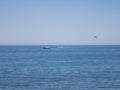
[0,0,120,45]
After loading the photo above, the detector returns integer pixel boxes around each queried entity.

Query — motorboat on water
[43,46,50,49]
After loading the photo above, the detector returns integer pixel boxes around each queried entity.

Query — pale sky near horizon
[0,0,120,45]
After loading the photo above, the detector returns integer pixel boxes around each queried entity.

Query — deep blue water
[0,45,120,90]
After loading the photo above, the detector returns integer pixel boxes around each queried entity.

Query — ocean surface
[0,45,120,90]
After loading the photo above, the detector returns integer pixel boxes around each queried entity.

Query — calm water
[0,45,120,90]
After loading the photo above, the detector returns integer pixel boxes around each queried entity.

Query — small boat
[43,46,50,49]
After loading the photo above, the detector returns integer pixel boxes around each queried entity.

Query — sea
[0,45,120,90]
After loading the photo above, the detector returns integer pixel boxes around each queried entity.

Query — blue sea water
[0,45,120,90]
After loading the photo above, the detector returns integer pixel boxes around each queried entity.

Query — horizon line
[0,44,120,46]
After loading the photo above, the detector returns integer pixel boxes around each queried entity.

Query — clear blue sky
[0,0,120,45]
